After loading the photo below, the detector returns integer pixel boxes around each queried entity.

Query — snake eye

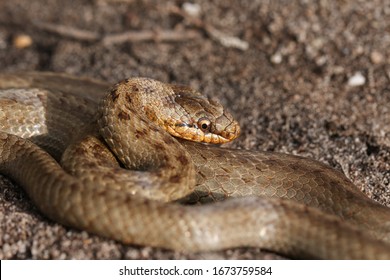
[197,117,211,132]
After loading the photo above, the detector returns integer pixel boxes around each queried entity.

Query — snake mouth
[202,132,238,144]
[167,120,240,144]
[216,124,241,143]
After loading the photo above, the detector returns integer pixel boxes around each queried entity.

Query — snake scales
[0,72,390,259]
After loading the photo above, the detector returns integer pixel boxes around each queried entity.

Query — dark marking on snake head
[176,154,189,165]
[135,128,149,139]
[142,128,148,135]
[130,84,139,92]
[118,111,131,121]
[169,175,181,183]
[125,94,133,104]
[110,88,119,101]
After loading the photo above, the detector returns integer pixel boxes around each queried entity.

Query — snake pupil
[197,117,211,132]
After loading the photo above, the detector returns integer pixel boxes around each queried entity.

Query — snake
[0,72,390,259]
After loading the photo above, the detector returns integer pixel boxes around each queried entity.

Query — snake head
[111,78,240,145]
[161,84,240,144]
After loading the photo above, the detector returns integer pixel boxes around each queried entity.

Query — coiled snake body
[0,72,390,259]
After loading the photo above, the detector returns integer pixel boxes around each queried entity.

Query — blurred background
[0,0,389,259]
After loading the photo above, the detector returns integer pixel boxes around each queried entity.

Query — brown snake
[0,72,390,259]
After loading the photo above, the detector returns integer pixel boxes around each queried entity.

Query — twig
[34,22,100,42]
[169,5,249,51]
[33,21,201,45]
[102,29,201,45]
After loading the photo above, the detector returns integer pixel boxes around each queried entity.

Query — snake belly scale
[0,72,390,259]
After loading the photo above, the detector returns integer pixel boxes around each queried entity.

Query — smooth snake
[0,72,390,259]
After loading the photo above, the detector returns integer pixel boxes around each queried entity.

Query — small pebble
[370,51,384,64]
[13,34,33,49]
[271,53,282,64]
[348,72,366,87]
[182,2,201,17]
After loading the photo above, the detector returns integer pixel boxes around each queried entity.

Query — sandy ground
[0,0,389,259]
